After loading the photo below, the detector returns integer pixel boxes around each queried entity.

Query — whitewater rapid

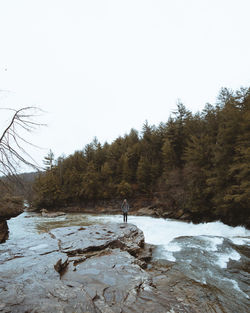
[89,214,250,264]
[88,214,250,302]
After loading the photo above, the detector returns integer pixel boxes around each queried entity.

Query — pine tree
[43,149,55,171]
[225,90,250,224]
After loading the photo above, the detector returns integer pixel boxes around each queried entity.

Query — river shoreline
[33,198,250,229]
[1,196,249,245]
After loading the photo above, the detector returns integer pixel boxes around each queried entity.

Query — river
[3,212,250,312]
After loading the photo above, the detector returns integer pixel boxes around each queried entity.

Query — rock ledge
[0,223,194,313]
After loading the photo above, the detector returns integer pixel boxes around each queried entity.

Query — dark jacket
[121,201,129,213]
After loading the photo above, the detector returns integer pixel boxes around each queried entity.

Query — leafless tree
[0,107,44,177]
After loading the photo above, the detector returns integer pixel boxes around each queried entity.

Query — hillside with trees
[33,88,250,228]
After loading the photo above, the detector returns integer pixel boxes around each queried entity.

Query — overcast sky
[0,0,250,169]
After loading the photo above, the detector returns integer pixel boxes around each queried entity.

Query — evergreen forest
[33,88,250,227]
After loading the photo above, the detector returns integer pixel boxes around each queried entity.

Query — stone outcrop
[0,223,196,313]
[0,220,8,243]
[0,196,24,220]
[0,196,23,243]
[41,208,66,217]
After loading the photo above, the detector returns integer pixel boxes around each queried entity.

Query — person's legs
[123,213,126,222]
[125,213,128,223]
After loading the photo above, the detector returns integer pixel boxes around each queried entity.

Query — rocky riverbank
[33,198,196,220]
[36,197,250,229]
[0,196,23,243]
[0,220,8,243]
[0,222,198,313]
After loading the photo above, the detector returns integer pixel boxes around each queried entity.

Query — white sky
[0,0,250,169]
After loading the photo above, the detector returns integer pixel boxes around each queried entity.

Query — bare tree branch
[0,107,45,177]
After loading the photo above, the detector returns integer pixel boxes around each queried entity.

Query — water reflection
[35,213,96,233]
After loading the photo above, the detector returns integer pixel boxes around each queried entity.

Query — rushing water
[5,212,250,311]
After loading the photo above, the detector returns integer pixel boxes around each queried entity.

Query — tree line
[33,87,250,226]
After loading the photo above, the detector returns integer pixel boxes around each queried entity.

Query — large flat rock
[51,223,144,256]
[0,223,194,313]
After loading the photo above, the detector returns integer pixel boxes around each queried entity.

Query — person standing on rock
[121,199,129,223]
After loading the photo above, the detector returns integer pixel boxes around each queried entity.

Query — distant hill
[0,171,40,201]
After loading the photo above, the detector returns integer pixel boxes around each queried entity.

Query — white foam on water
[165,241,182,252]
[153,241,183,262]
[88,214,250,264]
[203,236,224,251]
[186,236,224,252]
[215,249,241,268]
[89,214,250,246]
[159,249,176,262]
[230,237,250,246]
[222,278,249,299]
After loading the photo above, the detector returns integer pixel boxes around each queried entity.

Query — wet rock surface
[0,220,8,243]
[0,196,24,243]
[0,223,196,313]
[149,261,250,313]
[41,208,66,218]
